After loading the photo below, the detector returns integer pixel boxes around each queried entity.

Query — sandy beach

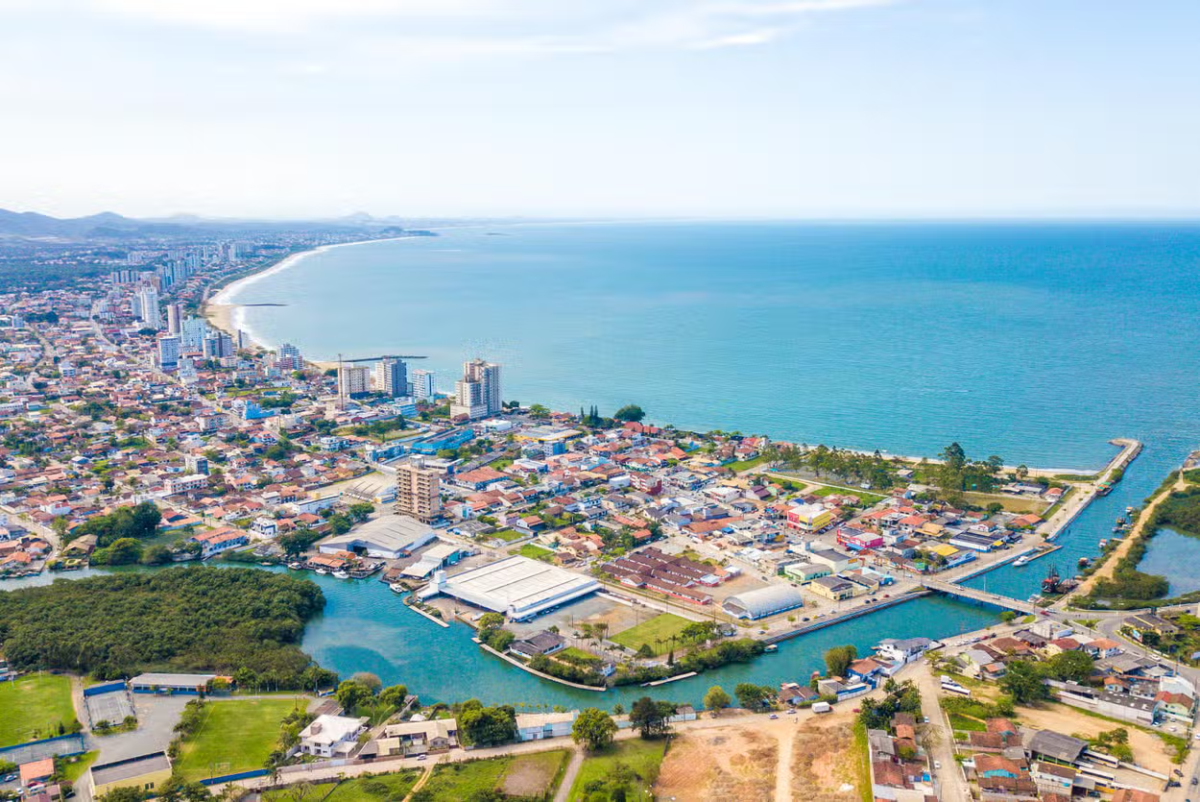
[201,234,424,351]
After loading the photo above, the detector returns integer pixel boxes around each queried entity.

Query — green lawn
[726,454,770,472]
[568,739,666,802]
[266,771,421,802]
[810,485,886,505]
[489,529,526,542]
[0,673,77,747]
[511,543,555,562]
[421,752,569,800]
[610,613,694,656]
[948,713,986,732]
[175,698,303,781]
[59,752,99,784]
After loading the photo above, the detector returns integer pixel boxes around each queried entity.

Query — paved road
[912,664,970,802]
[551,748,584,802]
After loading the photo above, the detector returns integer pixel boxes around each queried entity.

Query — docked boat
[332,570,350,579]
[315,568,328,575]
[1013,555,1031,567]
[288,562,302,570]
[1078,556,1090,568]
[390,583,407,593]
[764,644,779,653]
[1098,539,1108,549]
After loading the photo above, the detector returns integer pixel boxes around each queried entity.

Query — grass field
[489,529,526,542]
[810,484,886,505]
[421,751,569,800]
[511,543,555,562]
[59,752,99,784]
[726,454,770,472]
[266,771,421,802]
[610,613,694,656]
[0,673,77,747]
[569,739,666,801]
[960,491,1045,515]
[175,698,302,781]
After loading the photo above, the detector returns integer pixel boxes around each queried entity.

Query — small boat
[1078,557,1090,568]
[1013,555,1031,567]
[315,568,328,575]
[1098,539,1108,549]
[259,561,273,567]
[332,570,350,579]
[1126,506,1135,514]
[288,562,302,570]
[390,583,407,593]
[764,644,779,653]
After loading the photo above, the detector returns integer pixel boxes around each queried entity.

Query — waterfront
[1138,528,1200,597]
[0,565,997,709]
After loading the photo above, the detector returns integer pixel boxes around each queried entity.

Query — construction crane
[335,352,428,409]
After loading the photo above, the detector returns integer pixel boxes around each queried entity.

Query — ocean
[224,220,1200,599]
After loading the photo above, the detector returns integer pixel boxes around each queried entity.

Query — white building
[373,358,408,397]
[411,369,435,400]
[515,711,577,742]
[419,555,600,621]
[137,286,161,330]
[298,715,367,757]
[318,514,437,559]
[338,365,371,399]
[157,335,180,371]
[450,358,501,419]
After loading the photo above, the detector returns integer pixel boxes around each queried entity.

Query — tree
[999,660,1050,704]
[629,696,674,739]
[635,643,654,659]
[100,789,146,802]
[1000,611,1017,623]
[379,684,408,709]
[478,612,505,630]
[704,686,731,714]
[613,404,645,423]
[349,672,383,693]
[99,537,144,565]
[824,644,858,678]
[336,680,372,713]
[572,708,618,751]
[734,683,775,712]
[457,699,518,746]
[1046,650,1094,683]
[528,404,550,419]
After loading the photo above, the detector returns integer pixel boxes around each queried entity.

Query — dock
[763,592,928,645]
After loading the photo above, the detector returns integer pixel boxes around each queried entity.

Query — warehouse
[418,555,599,621]
[129,673,218,695]
[318,514,436,559]
[722,584,805,620]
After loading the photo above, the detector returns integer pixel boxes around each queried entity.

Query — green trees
[65,501,161,546]
[613,405,646,423]
[336,679,374,712]
[857,680,922,731]
[703,685,731,714]
[824,644,858,678]
[629,696,675,738]
[933,442,1006,497]
[1045,651,1095,682]
[457,699,518,746]
[572,708,618,751]
[0,567,326,684]
[999,660,1050,704]
[734,683,776,712]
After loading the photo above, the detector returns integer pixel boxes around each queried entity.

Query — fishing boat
[1096,481,1114,496]
[1098,539,1108,549]
[332,569,350,579]
[1042,566,1062,594]
[1013,555,1031,567]
[315,568,328,575]
[390,583,407,593]
[1078,556,1090,568]
[764,644,779,653]
[259,561,273,567]
[288,562,302,570]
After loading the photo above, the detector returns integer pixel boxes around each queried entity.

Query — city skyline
[2,0,1198,220]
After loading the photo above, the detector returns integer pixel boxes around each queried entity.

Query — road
[912,664,970,802]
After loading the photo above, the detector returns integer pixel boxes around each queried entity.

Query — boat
[1096,481,1114,496]
[1078,557,1090,568]
[764,644,779,653]
[1041,566,1062,594]
[259,561,273,567]
[390,583,407,593]
[1013,555,1031,567]
[288,562,302,570]
[332,570,350,579]
[315,568,328,575]
[1098,539,1108,549]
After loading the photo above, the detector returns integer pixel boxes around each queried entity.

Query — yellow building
[89,753,172,799]
[930,543,959,559]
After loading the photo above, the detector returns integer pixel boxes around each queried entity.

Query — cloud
[67,0,902,54]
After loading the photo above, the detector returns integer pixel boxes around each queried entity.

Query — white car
[933,761,942,770]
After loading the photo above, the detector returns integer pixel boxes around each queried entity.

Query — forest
[0,568,330,685]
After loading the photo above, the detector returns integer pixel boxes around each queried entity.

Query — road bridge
[920,578,1041,616]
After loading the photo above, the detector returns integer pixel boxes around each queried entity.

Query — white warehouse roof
[722,584,805,620]
[420,555,599,621]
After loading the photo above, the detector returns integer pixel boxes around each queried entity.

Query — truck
[812,701,832,714]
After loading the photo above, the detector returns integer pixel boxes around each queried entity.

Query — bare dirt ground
[501,751,564,797]
[790,717,863,802]
[1017,703,1173,774]
[656,724,779,801]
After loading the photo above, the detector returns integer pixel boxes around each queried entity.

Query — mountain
[0,209,145,240]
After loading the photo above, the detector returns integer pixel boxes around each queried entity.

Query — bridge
[920,578,1042,616]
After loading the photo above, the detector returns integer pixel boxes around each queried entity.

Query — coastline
[203,234,426,351]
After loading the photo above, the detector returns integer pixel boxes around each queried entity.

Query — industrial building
[419,555,599,621]
[129,673,218,695]
[401,541,473,579]
[318,514,437,559]
[722,584,806,620]
[88,753,172,799]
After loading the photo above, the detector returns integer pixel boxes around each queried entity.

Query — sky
[1,0,1199,220]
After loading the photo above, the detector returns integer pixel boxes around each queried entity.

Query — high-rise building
[411,369,435,400]
[396,459,442,523]
[450,359,501,419]
[137,286,162,330]
[184,453,210,475]
[181,316,211,351]
[166,303,183,335]
[338,365,371,400]
[202,332,234,360]
[157,335,181,371]
[274,342,303,370]
[237,329,252,351]
[373,358,408,397]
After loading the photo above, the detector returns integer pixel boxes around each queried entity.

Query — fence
[198,769,269,787]
[83,681,127,697]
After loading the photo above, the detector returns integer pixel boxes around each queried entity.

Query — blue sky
[2,0,1198,219]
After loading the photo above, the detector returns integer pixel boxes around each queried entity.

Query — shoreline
[197,231,1112,476]
[203,234,426,351]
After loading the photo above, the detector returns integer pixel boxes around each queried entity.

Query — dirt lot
[501,751,566,797]
[790,717,862,801]
[1017,703,1174,774]
[656,724,778,801]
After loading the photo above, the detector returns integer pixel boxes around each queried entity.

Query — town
[2,232,1200,802]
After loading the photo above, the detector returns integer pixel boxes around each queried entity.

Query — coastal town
[3,231,1200,802]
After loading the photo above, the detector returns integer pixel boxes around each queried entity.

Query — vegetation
[174,698,304,781]
[703,685,731,713]
[572,708,618,751]
[734,683,777,712]
[415,751,568,802]
[613,404,646,423]
[857,679,921,731]
[457,699,518,747]
[629,696,677,739]
[824,644,859,678]
[610,613,695,656]
[0,672,78,747]
[568,739,666,802]
[264,771,421,802]
[612,638,764,686]
[0,568,330,685]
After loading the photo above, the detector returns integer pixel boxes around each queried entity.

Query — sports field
[175,698,302,781]
[610,613,694,656]
[0,673,76,747]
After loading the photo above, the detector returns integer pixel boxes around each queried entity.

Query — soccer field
[0,673,77,748]
[175,698,303,781]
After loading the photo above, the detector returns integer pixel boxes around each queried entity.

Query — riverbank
[202,234,427,350]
